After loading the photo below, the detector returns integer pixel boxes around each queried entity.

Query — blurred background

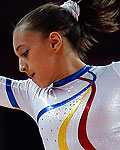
[0,0,119,149]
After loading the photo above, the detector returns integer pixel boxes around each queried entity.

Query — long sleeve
[0,76,38,120]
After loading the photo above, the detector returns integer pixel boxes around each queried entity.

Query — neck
[53,52,86,83]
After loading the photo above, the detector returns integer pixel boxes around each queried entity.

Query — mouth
[31,73,35,78]
[29,73,35,79]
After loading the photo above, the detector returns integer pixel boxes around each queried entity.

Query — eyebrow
[16,44,25,51]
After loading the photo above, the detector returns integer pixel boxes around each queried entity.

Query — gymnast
[0,0,120,149]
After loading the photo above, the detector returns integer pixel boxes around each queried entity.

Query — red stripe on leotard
[78,77,96,150]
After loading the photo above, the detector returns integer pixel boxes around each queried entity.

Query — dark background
[0,0,120,149]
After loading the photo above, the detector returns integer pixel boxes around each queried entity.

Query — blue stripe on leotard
[6,79,20,109]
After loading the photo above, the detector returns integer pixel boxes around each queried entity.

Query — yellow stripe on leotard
[58,87,91,150]
[14,107,21,110]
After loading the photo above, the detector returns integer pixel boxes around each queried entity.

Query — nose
[19,59,28,73]
[19,64,27,72]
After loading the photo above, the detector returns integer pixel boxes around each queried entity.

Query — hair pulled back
[15,0,119,60]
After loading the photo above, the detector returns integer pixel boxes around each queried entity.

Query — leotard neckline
[53,65,92,87]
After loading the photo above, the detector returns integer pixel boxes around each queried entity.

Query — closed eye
[21,50,29,57]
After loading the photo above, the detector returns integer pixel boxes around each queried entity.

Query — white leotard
[0,61,120,150]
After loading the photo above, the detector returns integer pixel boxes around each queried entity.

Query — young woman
[0,0,120,149]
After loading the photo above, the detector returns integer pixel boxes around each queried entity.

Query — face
[13,28,59,88]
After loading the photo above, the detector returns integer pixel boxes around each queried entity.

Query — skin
[13,26,85,88]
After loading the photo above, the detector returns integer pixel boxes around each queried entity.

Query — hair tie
[60,0,80,21]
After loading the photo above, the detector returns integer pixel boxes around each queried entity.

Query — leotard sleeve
[0,76,40,119]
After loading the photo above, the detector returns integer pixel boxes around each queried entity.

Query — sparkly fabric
[0,62,120,150]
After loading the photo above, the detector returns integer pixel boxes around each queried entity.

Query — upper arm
[0,76,36,119]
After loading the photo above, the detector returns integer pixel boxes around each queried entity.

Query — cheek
[30,53,48,71]
[30,46,54,71]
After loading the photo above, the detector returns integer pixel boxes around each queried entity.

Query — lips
[31,73,35,78]
[28,73,35,79]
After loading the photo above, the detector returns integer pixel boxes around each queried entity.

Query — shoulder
[5,77,41,93]
[91,61,120,77]
[111,61,120,76]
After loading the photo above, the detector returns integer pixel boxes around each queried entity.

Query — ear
[49,32,62,53]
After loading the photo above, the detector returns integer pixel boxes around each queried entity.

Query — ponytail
[76,0,119,56]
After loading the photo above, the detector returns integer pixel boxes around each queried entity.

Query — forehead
[13,28,44,51]
[13,28,41,43]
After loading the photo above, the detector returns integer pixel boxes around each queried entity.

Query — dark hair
[15,0,119,60]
